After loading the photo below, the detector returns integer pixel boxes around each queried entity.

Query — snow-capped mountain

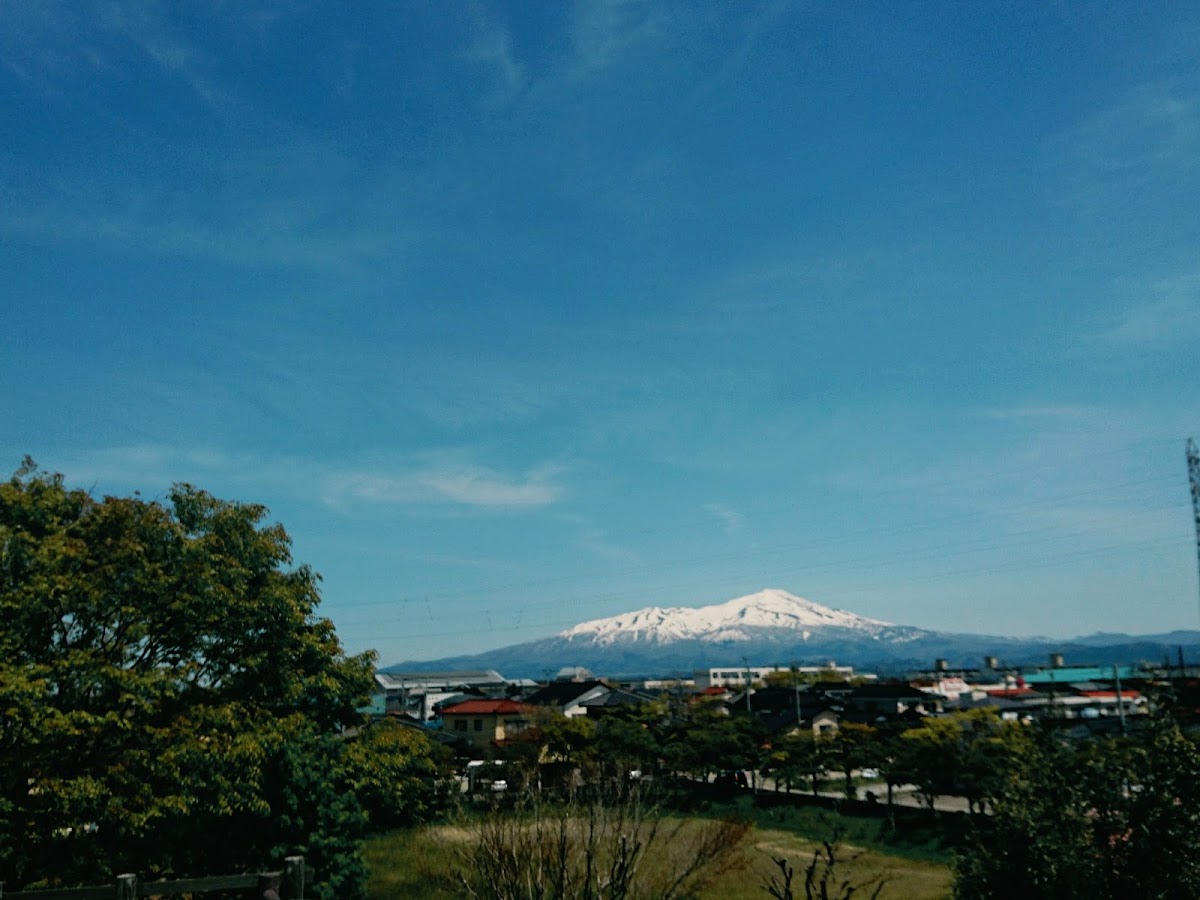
[557,589,893,645]
[387,587,1199,679]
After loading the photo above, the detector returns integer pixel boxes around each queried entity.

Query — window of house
[454,720,467,731]
[474,718,483,731]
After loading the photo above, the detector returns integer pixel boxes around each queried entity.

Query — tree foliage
[592,704,665,780]
[828,723,878,799]
[765,731,830,797]
[659,702,767,783]
[892,710,1022,814]
[0,461,412,896]
[954,711,1200,900]
[339,720,452,831]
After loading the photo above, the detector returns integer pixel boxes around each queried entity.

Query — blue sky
[3,1,1199,665]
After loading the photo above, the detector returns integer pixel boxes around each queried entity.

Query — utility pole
[743,656,753,712]
[1114,664,1127,737]
[1188,438,1200,627]
[792,662,801,727]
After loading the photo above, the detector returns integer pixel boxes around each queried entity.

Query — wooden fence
[0,856,310,900]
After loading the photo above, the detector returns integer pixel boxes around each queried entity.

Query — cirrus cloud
[330,460,566,509]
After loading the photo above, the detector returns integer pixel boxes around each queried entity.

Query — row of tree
[484,696,1019,815]
[485,688,1200,898]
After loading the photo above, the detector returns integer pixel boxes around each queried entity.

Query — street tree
[593,704,665,780]
[828,723,878,799]
[770,730,831,797]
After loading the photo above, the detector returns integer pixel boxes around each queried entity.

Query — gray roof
[525,680,610,707]
[581,689,652,708]
[376,669,506,689]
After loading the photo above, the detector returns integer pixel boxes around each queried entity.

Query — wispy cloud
[1053,81,1198,175]
[1097,272,1200,344]
[575,526,642,564]
[327,458,567,510]
[44,445,568,511]
[980,405,1105,422]
[569,0,664,76]
[97,2,225,109]
[1044,80,1200,210]
[0,136,427,275]
[464,12,525,104]
[703,502,745,534]
[0,2,233,111]
[0,3,68,92]
[52,445,240,490]
[680,1,789,113]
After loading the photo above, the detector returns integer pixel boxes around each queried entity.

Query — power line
[339,534,1188,645]
[323,470,1179,616]
[330,505,1186,630]
[319,439,1194,651]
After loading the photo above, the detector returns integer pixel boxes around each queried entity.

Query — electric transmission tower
[1189,438,1200,621]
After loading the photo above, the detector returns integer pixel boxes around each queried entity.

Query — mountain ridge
[387,588,1200,678]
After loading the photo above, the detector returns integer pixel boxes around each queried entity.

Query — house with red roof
[440,698,535,750]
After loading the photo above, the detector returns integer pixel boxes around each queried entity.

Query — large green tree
[0,461,380,895]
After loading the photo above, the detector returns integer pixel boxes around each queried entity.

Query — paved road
[754,776,975,815]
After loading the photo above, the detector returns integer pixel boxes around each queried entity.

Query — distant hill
[385,588,1200,678]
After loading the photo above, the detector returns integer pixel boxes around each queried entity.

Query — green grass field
[705,796,960,865]
[363,805,954,899]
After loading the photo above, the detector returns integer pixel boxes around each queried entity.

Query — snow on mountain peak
[557,588,892,646]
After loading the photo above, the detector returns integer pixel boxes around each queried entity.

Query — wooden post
[258,871,282,900]
[283,856,305,899]
[116,874,137,900]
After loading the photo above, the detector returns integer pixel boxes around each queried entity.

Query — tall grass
[362,792,956,899]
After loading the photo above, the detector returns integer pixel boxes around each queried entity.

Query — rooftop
[439,699,531,716]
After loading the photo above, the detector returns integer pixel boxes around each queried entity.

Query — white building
[694,663,857,689]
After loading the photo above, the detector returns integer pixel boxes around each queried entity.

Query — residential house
[375,669,512,721]
[439,699,534,750]
[577,688,654,719]
[845,683,944,721]
[738,685,840,735]
[524,680,613,718]
[757,707,840,736]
